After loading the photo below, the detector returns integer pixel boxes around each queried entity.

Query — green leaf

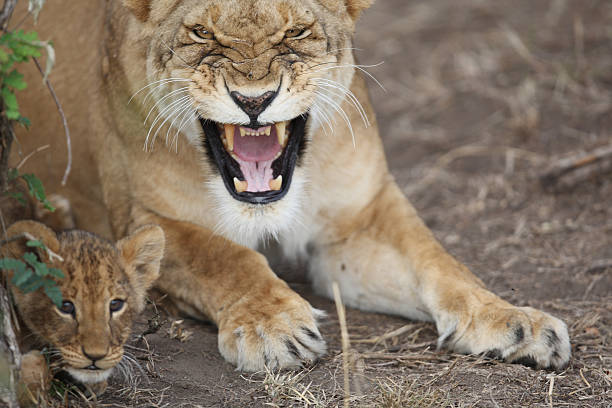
[17,116,31,128]
[9,265,32,287]
[48,267,64,279]
[4,70,27,90]
[2,86,18,111]
[23,252,50,278]
[5,109,20,120]
[20,173,55,211]
[7,168,18,181]
[0,258,27,276]
[19,276,45,293]
[7,191,27,206]
[44,284,62,308]
[26,239,45,249]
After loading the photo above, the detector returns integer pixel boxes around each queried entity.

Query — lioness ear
[1,220,60,262]
[123,0,151,22]
[345,0,374,20]
[117,225,165,294]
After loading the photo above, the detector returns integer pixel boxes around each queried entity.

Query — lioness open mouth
[200,116,307,204]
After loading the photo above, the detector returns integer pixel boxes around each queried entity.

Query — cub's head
[2,221,165,384]
[123,0,373,245]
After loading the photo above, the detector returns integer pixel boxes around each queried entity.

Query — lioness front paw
[218,285,326,371]
[442,303,570,369]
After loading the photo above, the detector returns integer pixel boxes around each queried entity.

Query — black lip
[200,115,308,205]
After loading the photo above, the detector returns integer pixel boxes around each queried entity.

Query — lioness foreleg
[136,213,326,371]
[308,181,570,369]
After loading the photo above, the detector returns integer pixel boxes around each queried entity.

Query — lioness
[17,0,570,371]
[1,220,165,404]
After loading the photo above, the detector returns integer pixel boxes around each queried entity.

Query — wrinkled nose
[82,346,108,363]
[230,90,277,123]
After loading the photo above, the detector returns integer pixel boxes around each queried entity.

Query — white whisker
[144,87,189,124]
[150,98,192,150]
[313,89,356,148]
[311,78,370,128]
[173,112,198,152]
[128,78,191,104]
[312,62,386,92]
[165,100,195,146]
[145,95,191,150]
[310,103,333,137]
[160,39,196,70]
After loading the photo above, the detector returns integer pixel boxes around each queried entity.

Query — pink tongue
[233,126,281,193]
[237,159,274,192]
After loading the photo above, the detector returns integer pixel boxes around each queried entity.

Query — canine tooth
[269,175,282,191]
[233,177,248,193]
[275,121,287,145]
[239,128,246,137]
[224,124,235,151]
[264,126,271,136]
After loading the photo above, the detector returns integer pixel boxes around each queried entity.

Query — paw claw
[218,291,327,371]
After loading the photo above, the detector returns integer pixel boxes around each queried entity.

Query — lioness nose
[230,90,277,123]
[82,346,108,362]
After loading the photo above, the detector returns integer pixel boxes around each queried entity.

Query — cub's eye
[58,301,75,316]
[109,299,125,313]
[192,26,214,40]
[285,28,307,39]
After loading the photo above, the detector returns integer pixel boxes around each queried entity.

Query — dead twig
[15,144,50,169]
[0,231,64,262]
[332,282,351,408]
[353,323,416,344]
[540,144,612,192]
[32,57,72,186]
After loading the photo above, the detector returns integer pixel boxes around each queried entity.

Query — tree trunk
[0,281,20,408]
[1,0,21,404]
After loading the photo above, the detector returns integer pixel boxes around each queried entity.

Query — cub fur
[1,220,164,404]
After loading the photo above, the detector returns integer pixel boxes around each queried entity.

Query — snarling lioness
[17,0,570,371]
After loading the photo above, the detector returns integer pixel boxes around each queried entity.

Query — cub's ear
[123,0,151,22]
[1,220,60,262]
[346,0,374,20]
[117,225,165,295]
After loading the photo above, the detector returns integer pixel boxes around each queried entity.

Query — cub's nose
[82,346,108,363]
[230,90,277,123]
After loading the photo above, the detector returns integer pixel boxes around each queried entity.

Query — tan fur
[15,0,569,371]
[1,221,164,402]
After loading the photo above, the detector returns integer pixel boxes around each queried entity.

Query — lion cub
[1,219,165,405]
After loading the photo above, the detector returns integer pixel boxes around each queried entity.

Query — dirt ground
[59,1,611,407]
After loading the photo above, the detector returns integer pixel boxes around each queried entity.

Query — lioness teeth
[233,177,248,193]
[224,124,235,151]
[275,121,287,146]
[239,128,246,137]
[269,175,282,191]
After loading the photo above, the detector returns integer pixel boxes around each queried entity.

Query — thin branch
[32,57,72,186]
[16,144,50,169]
[0,231,64,262]
[332,282,351,408]
[0,0,17,30]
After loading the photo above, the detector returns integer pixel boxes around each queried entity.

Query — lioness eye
[192,26,214,40]
[59,300,75,316]
[110,299,125,313]
[285,28,306,39]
